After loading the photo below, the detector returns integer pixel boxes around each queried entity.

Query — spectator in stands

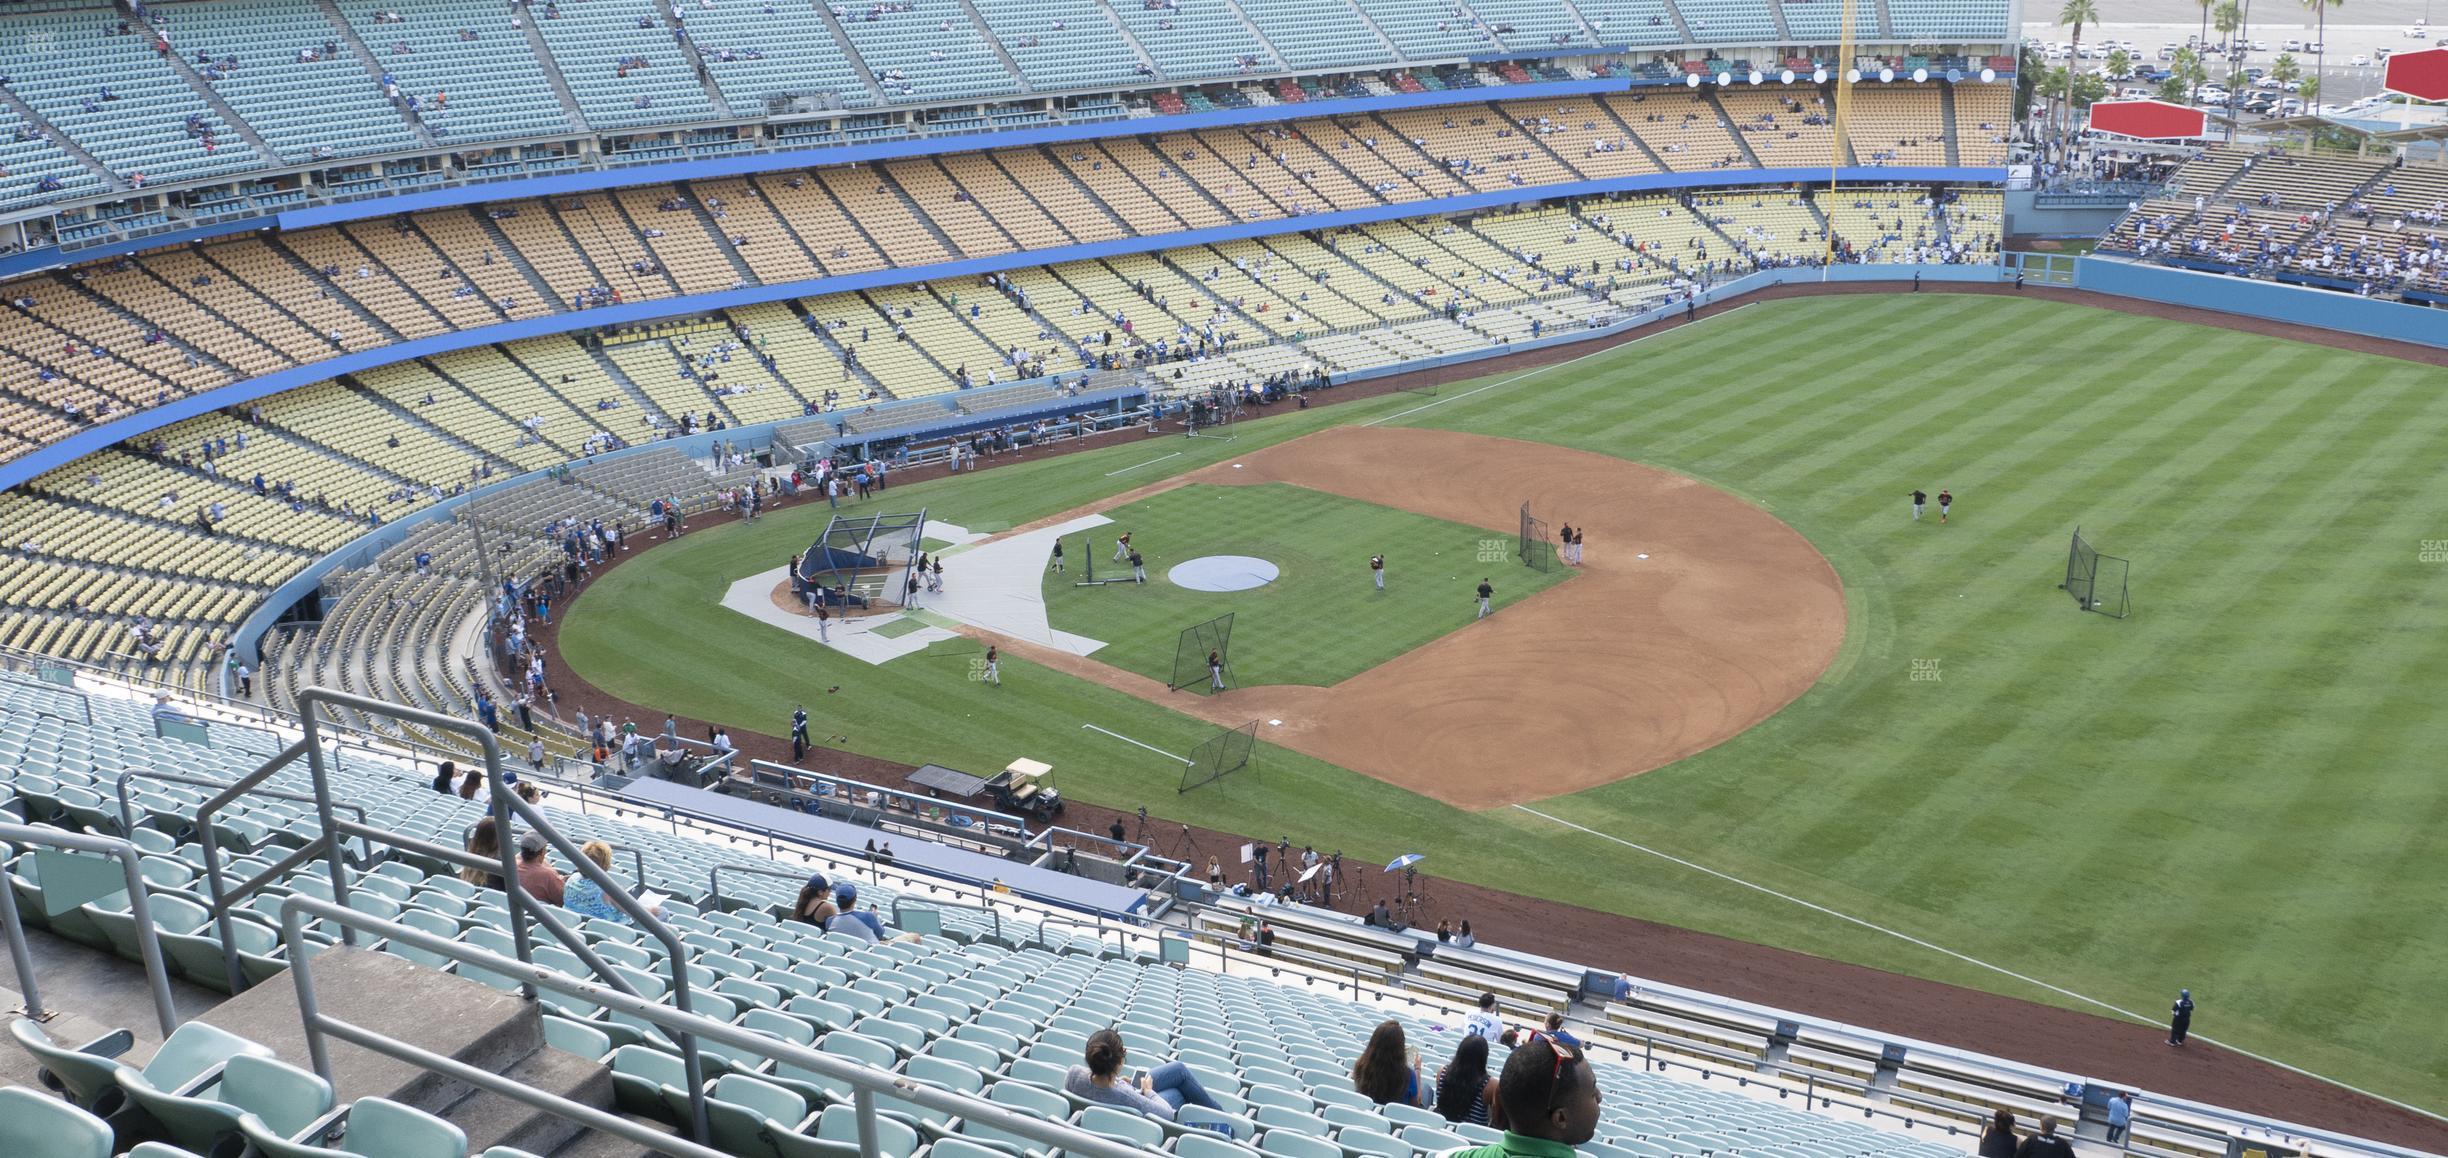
[562,840,658,924]
[1435,1033,1499,1127]
[792,873,839,927]
[514,831,565,906]
[2105,1093,2132,1145]
[1977,1109,2019,1157]
[1538,1013,1579,1048]
[1453,1032,1599,1158]
[2016,1117,2075,1158]
[1065,1028,1224,1121]
[462,817,505,889]
[431,760,457,795]
[457,767,484,800]
[1454,919,1477,949]
[1465,992,1504,1041]
[1351,1019,1428,1107]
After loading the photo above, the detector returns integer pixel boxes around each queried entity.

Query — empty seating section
[0,98,102,214]
[1568,0,1681,45]
[1611,90,1745,171]
[1881,0,2009,41]
[816,166,953,268]
[684,0,877,116]
[486,200,618,306]
[1230,0,1396,71]
[276,227,456,341]
[692,178,826,284]
[831,0,1021,102]
[1776,0,1842,42]
[755,171,891,276]
[532,0,720,129]
[1466,0,1590,52]
[1672,0,1776,41]
[1360,0,1491,59]
[1847,83,1944,166]
[390,212,551,321]
[1716,88,1835,167]
[1952,82,2011,166]
[935,154,1079,252]
[0,6,261,187]
[332,0,573,142]
[966,0,1146,92]
[1109,0,1273,82]
[1496,101,1657,181]
[884,159,1005,257]
[155,0,422,162]
[988,150,1130,244]
[610,186,743,295]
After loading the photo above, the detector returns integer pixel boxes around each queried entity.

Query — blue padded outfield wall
[2073,258,2448,350]
[0,165,2003,492]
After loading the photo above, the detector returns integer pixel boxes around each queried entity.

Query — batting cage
[797,508,927,611]
[1518,502,1556,573]
[2061,527,2131,619]
[1179,720,1258,793]
[1168,613,1235,693]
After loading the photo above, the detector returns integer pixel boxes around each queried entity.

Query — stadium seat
[8,1018,137,1108]
[0,1087,115,1158]
[239,1097,468,1158]
[117,1052,336,1154]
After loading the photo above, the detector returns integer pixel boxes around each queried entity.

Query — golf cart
[987,758,1065,821]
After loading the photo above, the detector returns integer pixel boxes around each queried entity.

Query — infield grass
[1041,483,1570,689]
[560,295,2448,1111]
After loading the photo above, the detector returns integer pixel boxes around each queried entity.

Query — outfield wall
[2074,258,2448,351]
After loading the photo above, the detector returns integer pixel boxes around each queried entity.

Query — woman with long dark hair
[1977,1108,2019,1158]
[791,873,839,927]
[1433,1033,1497,1125]
[1351,1020,1428,1108]
[460,817,504,890]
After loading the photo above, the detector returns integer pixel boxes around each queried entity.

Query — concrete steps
[196,946,612,1156]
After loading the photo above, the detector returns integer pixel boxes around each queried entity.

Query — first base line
[1082,723,1193,766]
[1509,803,2448,1127]
[1106,452,1184,478]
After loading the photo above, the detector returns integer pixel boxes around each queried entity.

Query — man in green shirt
[1452,1032,1601,1158]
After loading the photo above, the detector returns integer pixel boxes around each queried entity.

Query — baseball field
[556,293,2448,1114]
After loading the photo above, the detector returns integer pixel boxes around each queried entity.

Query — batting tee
[798,508,927,610]
[1169,613,1235,693]
[1179,720,1258,793]
[2061,527,2131,619]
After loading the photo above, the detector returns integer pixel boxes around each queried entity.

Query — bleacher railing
[272,894,1154,1158]
[192,686,717,1140]
[0,824,178,1037]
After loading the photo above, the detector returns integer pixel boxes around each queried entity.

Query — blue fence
[2073,258,2448,350]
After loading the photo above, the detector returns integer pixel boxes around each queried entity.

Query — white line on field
[1082,723,1193,765]
[1363,303,1757,428]
[1509,803,2448,1127]
[1105,452,1183,477]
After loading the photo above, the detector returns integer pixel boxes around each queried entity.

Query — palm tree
[2058,0,2100,142]
[2213,0,2244,139]
[2302,0,2340,113]
[2175,44,2203,105]
[2107,48,2134,79]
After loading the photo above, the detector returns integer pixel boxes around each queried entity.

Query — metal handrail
[191,687,713,1140]
[272,895,1155,1158]
[112,769,368,848]
[0,824,177,1036]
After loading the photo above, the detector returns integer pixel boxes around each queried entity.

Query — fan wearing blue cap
[831,882,890,942]
[791,873,836,927]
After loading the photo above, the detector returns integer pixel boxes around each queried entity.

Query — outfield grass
[1041,484,1570,688]
[559,296,2448,1110]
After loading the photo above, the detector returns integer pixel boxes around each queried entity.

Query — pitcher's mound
[1169,556,1281,592]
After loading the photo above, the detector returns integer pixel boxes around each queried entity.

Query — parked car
[2350,53,2372,66]
[2158,44,2177,60]
[2283,38,2303,51]
[2407,26,2430,38]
